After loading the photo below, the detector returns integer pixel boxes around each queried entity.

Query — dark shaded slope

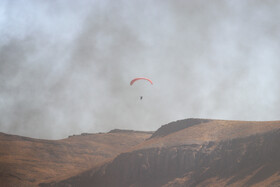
[46,129,280,187]
[150,118,211,139]
[109,129,154,134]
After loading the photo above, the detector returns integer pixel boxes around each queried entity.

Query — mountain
[0,130,152,187]
[40,119,280,187]
[2,119,280,187]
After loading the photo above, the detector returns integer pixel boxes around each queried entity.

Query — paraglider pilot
[140,96,143,100]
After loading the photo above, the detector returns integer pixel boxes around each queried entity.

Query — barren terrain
[1,119,280,187]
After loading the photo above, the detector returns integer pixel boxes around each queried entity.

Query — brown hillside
[0,131,152,187]
[45,119,280,187]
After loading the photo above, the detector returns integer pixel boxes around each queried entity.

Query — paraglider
[130,77,153,100]
[130,77,153,85]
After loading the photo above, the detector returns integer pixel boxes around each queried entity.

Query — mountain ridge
[2,118,280,187]
[45,128,280,187]
[39,118,280,187]
[150,118,211,139]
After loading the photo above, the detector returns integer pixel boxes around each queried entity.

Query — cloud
[0,0,280,139]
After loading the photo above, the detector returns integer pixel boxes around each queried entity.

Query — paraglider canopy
[130,77,153,86]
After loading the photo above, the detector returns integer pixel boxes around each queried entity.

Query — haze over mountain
[1,118,280,187]
[1,1,280,139]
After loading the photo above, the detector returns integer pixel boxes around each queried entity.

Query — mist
[1,0,280,139]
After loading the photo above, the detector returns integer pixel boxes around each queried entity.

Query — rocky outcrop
[47,129,280,187]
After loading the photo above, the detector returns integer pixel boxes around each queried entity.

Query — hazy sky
[1,0,280,139]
